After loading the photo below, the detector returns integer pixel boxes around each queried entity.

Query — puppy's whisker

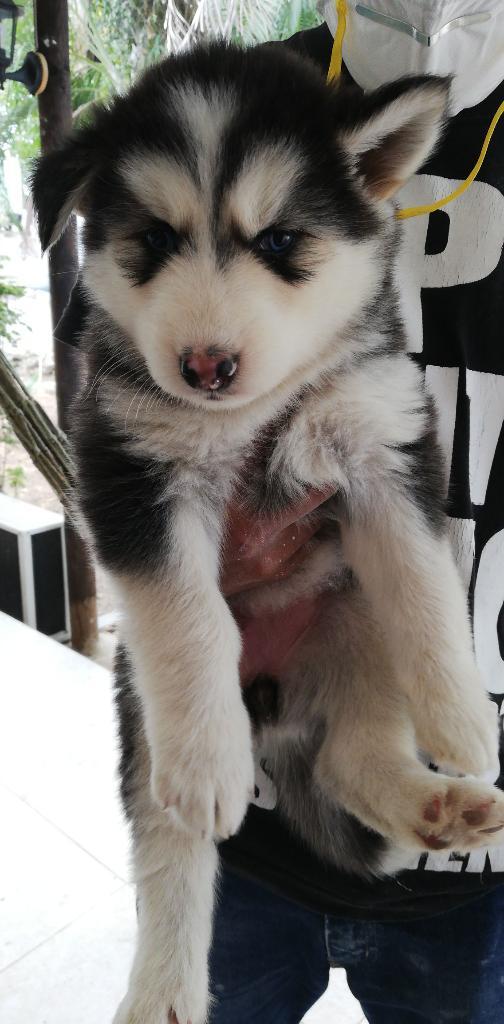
[125,384,150,431]
[85,352,123,398]
[95,366,141,400]
[145,384,165,413]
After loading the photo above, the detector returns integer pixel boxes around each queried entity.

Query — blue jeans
[208,868,504,1023]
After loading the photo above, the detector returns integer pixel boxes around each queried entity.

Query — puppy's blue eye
[258,229,296,255]
[145,225,179,254]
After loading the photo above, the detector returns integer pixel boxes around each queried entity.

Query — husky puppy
[33,43,503,1024]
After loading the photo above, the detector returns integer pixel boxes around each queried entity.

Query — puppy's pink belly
[235,596,325,687]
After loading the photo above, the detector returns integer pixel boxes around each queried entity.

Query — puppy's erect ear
[337,76,450,200]
[31,134,95,252]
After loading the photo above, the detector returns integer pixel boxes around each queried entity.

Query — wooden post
[34,0,98,653]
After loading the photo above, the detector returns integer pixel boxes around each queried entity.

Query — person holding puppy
[212,3,504,1022]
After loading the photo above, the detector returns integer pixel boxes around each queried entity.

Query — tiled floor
[0,612,365,1023]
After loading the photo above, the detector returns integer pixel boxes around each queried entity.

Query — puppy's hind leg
[313,594,504,858]
[114,807,217,1024]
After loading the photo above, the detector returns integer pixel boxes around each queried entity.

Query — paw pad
[462,801,493,827]
[415,830,450,850]
[423,796,442,823]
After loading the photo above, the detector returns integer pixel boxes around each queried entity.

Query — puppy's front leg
[114,828,217,1024]
[117,501,254,839]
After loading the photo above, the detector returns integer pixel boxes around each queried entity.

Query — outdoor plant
[0,266,71,506]
[0,264,24,349]
[0,416,26,496]
[5,463,26,496]
[71,1,322,99]
[0,261,28,499]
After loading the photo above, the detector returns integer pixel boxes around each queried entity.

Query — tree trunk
[34,0,98,653]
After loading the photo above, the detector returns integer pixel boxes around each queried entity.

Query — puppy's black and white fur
[33,43,503,1024]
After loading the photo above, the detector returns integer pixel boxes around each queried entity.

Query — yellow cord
[397,99,504,219]
[327,0,347,83]
[326,0,503,220]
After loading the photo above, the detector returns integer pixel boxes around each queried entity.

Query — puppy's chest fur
[98,373,350,595]
[111,375,331,508]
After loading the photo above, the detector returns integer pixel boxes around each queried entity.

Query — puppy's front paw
[113,956,209,1024]
[151,695,254,839]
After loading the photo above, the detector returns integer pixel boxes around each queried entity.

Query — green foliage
[75,1,321,94]
[276,2,322,36]
[0,2,39,162]
[0,414,26,496]
[248,0,323,40]
[0,260,24,347]
[0,416,15,447]
[70,0,170,101]
[0,1,38,223]
[5,463,26,496]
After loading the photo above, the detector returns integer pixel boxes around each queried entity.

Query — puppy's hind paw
[405,776,504,853]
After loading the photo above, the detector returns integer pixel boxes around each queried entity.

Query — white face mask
[320,0,504,114]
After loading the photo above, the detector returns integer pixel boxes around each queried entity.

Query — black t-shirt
[221,24,504,920]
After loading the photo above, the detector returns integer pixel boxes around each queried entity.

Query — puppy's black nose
[180,351,239,392]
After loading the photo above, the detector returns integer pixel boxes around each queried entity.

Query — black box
[0,495,69,640]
